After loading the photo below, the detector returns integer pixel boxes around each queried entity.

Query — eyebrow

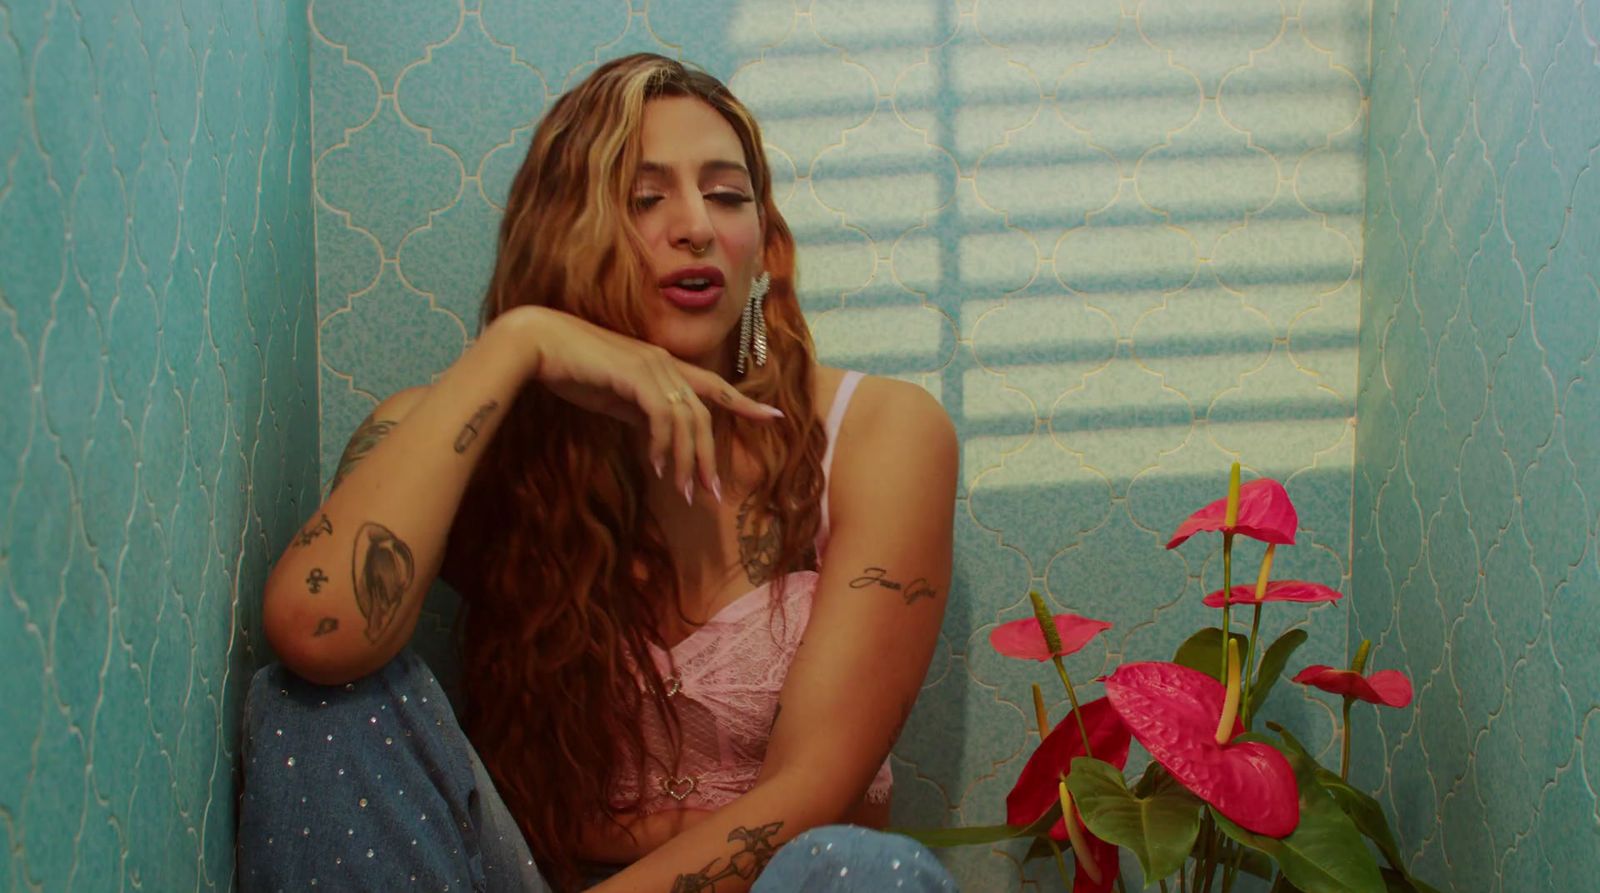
[638,159,751,179]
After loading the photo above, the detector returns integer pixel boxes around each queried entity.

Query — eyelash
[631,193,753,211]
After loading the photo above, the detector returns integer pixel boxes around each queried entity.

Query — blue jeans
[237,650,957,892]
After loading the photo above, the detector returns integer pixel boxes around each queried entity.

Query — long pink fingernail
[760,405,785,418]
[682,480,694,506]
[711,476,724,504]
[653,457,665,479]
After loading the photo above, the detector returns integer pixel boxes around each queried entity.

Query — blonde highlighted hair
[445,53,824,889]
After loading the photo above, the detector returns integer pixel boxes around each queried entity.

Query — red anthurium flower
[1103,661,1299,837]
[1166,478,1298,549]
[1292,665,1413,708]
[1065,813,1121,893]
[1006,698,1132,830]
[990,613,1113,661]
[1201,580,1342,607]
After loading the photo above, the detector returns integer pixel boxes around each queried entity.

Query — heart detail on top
[662,775,697,801]
[664,675,682,697]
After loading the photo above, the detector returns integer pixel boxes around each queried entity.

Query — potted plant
[900,464,1439,893]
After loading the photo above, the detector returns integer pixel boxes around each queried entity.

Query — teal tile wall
[309,1,1370,889]
[0,0,318,890]
[1354,1,1600,890]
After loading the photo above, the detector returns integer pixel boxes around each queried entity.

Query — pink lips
[658,265,725,310]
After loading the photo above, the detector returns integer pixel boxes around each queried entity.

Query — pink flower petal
[1201,580,1343,607]
[1006,698,1131,828]
[1166,478,1299,549]
[1103,661,1299,837]
[990,613,1114,662]
[1293,665,1413,708]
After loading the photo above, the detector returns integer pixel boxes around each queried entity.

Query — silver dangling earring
[737,273,771,375]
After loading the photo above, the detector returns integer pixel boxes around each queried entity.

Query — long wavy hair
[445,54,826,890]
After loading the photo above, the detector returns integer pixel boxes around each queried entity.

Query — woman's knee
[757,824,957,891]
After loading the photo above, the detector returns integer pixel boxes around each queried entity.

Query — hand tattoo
[313,617,338,636]
[291,514,332,547]
[849,566,938,605]
[737,495,780,587]
[671,821,784,892]
[330,413,398,493]
[351,522,415,643]
[453,400,499,454]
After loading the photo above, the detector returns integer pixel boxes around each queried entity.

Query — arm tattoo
[313,617,338,636]
[453,400,499,454]
[671,821,785,892]
[351,522,415,643]
[849,566,938,606]
[291,514,332,547]
[736,495,780,587]
[305,568,329,593]
[329,414,398,493]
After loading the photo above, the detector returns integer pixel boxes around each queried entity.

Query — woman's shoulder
[817,367,955,452]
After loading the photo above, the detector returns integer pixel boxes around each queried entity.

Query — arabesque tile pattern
[1353,1,1600,890]
[0,0,318,889]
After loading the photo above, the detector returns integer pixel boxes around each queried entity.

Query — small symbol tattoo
[306,568,329,593]
[314,617,338,636]
[453,400,499,454]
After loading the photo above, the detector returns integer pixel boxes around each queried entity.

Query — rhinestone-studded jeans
[237,649,958,892]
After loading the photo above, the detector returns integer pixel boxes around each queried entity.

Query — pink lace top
[609,371,894,815]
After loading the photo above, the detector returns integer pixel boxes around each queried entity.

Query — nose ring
[689,241,709,257]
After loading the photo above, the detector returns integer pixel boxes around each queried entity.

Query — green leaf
[1131,760,1174,798]
[1270,875,1306,892]
[1174,627,1250,681]
[1267,723,1444,893]
[1024,835,1056,863]
[891,802,1061,849]
[1210,747,1386,893]
[1248,629,1309,716]
[1067,756,1203,882]
[1380,867,1447,893]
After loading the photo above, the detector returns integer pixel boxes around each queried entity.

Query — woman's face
[631,96,764,372]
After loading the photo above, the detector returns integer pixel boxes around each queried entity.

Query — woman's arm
[591,377,958,892]
[264,306,783,685]
[263,307,539,683]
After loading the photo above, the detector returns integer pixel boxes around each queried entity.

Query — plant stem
[1161,881,1171,893]
[1195,816,1218,893]
[1340,696,1354,780]
[1052,655,1095,760]
[1240,602,1264,728]
[1222,844,1244,892]
[1045,836,1072,889]
[1219,532,1235,682]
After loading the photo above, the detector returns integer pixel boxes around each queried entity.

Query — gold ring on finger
[665,388,687,405]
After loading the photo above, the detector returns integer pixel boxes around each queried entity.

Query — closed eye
[708,192,753,206]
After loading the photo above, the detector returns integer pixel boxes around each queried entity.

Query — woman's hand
[507,306,784,502]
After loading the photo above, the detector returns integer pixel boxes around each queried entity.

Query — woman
[238,53,958,892]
